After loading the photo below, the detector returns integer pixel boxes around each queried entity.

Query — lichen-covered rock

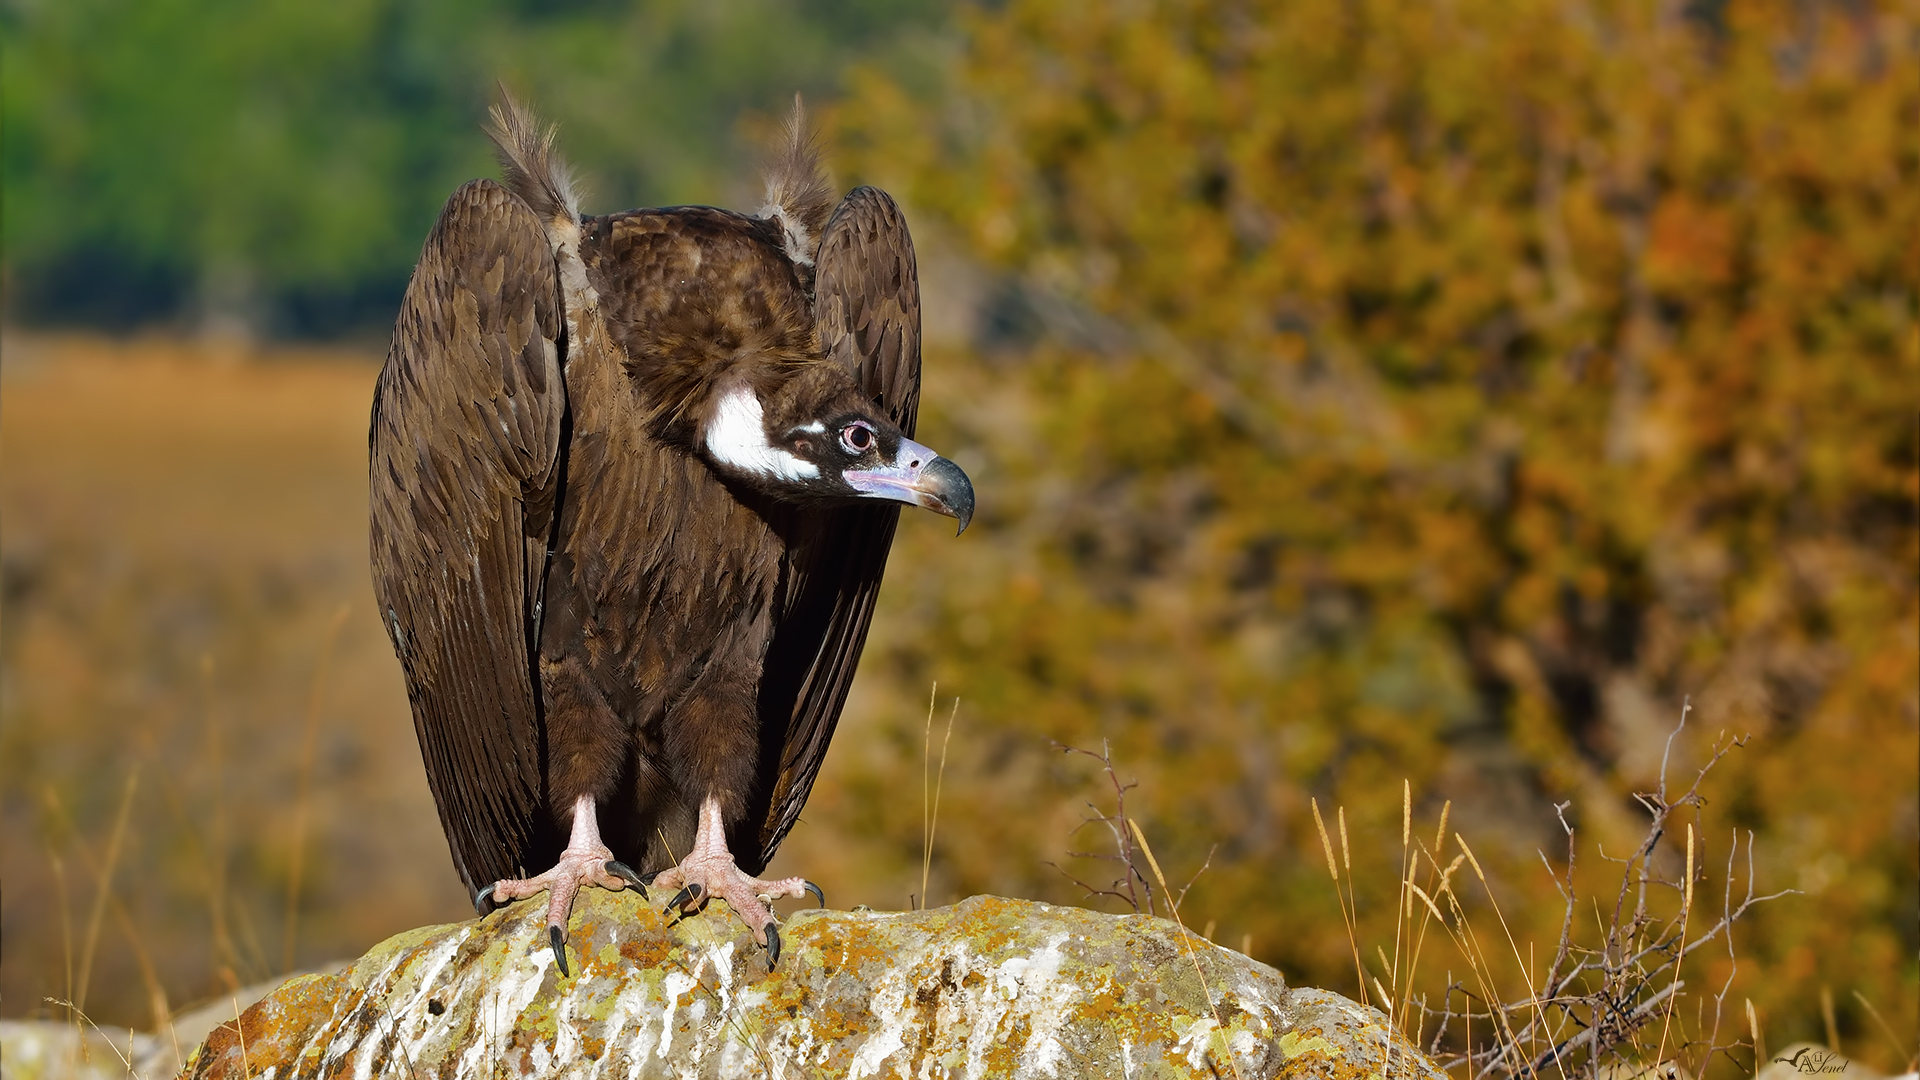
[182,891,1444,1079]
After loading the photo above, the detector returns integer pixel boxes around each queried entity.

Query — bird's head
[700,368,974,533]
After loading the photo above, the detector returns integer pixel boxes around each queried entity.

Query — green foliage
[824,0,1918,1066]
[0,0,946,333]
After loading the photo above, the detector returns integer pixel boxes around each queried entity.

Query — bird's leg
[480,794,645,977]
[648,795,824,966]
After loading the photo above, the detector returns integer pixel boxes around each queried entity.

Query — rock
[0,1018,155,1080]
[181,891,1445,1079]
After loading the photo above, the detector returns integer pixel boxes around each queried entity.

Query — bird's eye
[839,422,876,455]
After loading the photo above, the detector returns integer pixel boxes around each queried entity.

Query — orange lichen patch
[1072,974,1176,1045]
[979,1014,1033,1074]
[184,971,345,1079]
[795,916,899,977]
[616,931,676,967]
[1274,1036,1386,1080]
[578,1031,608,1060]
[946,894,1030,956]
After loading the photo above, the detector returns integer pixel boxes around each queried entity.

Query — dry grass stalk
[1128,818,1244,1080]
[76,767,139,1014]
[284,603,351,972]
[1849,990,1917,1072]
[200,652,243,983]
[1819,987,1839,1057]
[44,997,136,1076]
[41,775,171,1034]
[231,994,254,1079]
[919,687,958,910]
[1314,796,1371,1009]
[48,843,74,1019]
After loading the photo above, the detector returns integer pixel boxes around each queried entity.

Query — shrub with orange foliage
[808,0,1917,1069]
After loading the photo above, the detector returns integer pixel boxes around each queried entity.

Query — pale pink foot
[479,795,646,977]
[650,796,824,966]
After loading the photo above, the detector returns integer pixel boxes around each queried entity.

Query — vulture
[369,94,972,974]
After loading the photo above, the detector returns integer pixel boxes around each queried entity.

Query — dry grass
[1043,701,1884,1080]
[1306,704,1817,1080]
[917,686,959,910]
[1,332,470,1029]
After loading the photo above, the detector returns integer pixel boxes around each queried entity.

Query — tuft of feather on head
[485,87,582,230]
[758,95,835,269]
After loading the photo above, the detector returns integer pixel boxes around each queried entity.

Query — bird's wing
[750,187,923,869]
[369,179,568,906]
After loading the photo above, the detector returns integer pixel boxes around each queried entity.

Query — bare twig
[1049,740,1156,914]
[1525,982,1684,1077]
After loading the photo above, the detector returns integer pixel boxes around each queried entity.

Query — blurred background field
[2,0,1915,1074]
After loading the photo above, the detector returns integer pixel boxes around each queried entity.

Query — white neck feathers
[705,385,819,482]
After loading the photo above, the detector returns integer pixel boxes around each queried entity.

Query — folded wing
[369,179,569,906]
[750,187,923,868]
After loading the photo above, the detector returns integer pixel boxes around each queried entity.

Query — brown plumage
[368,94,972,973]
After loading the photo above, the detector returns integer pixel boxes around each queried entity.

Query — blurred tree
[821,0,1918,1066]
[0,0,946,336]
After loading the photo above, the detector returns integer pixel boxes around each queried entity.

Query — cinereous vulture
[370,94,972,974]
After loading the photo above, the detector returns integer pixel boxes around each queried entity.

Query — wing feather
[369,179,567,906]
[750,187,922,868]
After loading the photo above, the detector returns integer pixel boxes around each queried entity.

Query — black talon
[803,881,826,909]
[606,860,648,898]
[667,883,703,913]
[548,925,570,978]
[763,922,781,968]
[473,883,499,916]
[640,869,663,888]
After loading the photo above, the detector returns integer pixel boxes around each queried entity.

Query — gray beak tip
[923,456,974,535]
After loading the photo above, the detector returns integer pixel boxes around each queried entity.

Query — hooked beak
[844,437,976,534]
